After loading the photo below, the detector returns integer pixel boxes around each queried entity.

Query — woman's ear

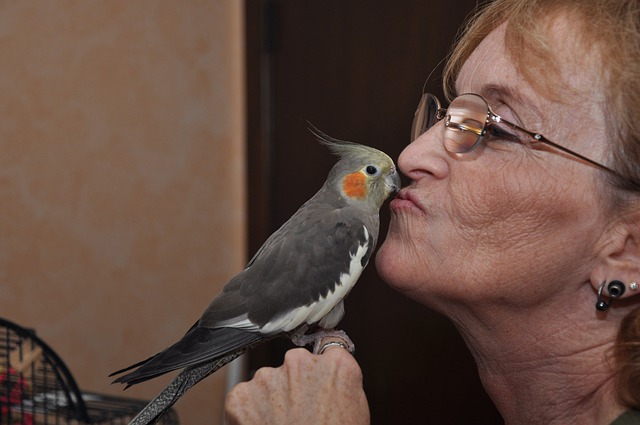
[590,211,640,299]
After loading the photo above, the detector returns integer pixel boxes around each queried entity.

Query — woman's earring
[607,280,626,298]
[596,281,609,311]
[596,280,626,311]
[630,282,639,292]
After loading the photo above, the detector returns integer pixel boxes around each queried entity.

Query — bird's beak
[386,167,401,195]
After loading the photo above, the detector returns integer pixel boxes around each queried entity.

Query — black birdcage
[0,317,178,425]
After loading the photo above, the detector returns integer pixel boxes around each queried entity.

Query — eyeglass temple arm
[500,120,617,174]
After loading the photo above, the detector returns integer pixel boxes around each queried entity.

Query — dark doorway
[244,1,503,424]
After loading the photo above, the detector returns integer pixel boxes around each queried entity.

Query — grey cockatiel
[110,132,400,424]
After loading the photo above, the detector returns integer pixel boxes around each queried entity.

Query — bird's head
[313,129,400,211]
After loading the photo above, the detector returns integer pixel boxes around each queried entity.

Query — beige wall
[0,1,245,424]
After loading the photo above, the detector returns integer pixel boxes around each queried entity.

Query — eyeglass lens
[444,94,490,154]
[411,93,493,154]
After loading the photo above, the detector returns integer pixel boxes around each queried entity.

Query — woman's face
[376,21,613,314]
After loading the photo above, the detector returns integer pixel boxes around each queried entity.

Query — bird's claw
[291,328,355,354]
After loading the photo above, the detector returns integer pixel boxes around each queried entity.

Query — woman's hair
[443,0,640,410]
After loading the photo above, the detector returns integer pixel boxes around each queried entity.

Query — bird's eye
[365,165,379,176]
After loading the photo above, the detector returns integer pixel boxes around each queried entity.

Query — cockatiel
[110,131,400,424]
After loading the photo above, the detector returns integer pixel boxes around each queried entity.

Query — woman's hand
[225,345,370,425]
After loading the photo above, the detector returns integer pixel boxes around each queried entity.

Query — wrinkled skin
[225,346,369,425]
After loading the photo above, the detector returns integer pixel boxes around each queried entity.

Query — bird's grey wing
[112,204,376,386]
[200,205,377,332]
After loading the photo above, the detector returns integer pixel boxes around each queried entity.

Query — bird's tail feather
[128,353,241,425]
[112,327,262,387]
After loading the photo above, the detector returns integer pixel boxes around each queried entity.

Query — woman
[226,0,640,423]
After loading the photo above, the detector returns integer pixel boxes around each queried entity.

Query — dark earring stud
[596,280,626,311]
[607,280,626,298]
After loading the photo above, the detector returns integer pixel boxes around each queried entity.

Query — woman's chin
[375,238,417,295]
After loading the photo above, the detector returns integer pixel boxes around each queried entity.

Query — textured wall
[0,1,245,424]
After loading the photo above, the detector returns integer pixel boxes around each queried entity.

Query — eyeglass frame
[410,92,637,188]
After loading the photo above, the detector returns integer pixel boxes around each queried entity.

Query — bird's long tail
[128,353,241,425]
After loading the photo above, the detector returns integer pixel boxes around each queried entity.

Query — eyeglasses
[410,92,619,175]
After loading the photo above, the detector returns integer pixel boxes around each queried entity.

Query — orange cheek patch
[342,172,367,199]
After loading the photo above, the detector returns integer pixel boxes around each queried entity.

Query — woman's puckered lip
[390,188,424,213]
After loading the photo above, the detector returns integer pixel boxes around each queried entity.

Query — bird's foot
[291,328,355,354]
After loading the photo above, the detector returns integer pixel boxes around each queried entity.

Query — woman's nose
[398,124,449,182]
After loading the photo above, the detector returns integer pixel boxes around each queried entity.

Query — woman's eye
[486,123,522,144]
